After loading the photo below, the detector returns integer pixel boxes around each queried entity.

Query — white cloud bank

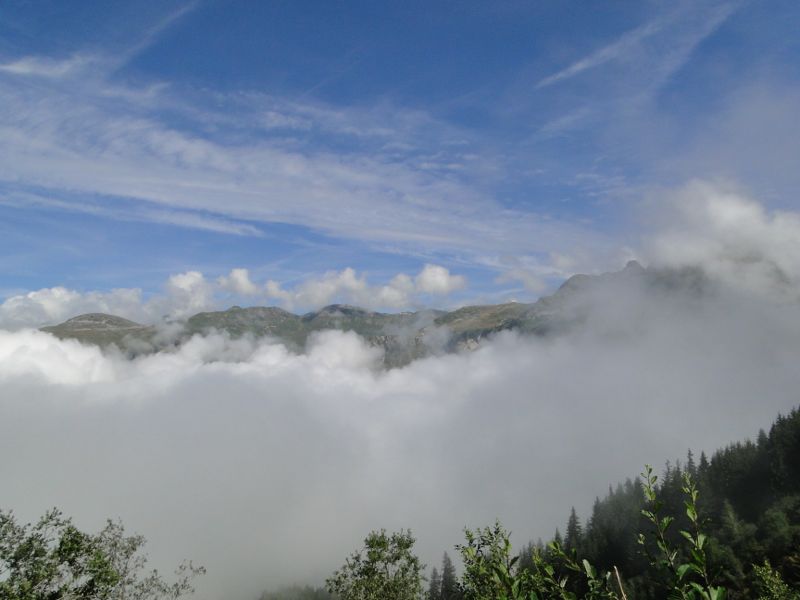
[265,264,466,311]
[217,268,259,296]
[0,264,468,329]
[1,277,799,600]
[3,180,800,331]
[0,271,217,330]
[0,287,148,331]
[647,180,800,298]
[2,183,800,600]
[414,264,467,295]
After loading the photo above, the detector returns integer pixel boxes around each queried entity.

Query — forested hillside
[4,408,798,599]
[515,407,800,598]
[262,407,800,600]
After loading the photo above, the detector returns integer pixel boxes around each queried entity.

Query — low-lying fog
[2,183,800,599]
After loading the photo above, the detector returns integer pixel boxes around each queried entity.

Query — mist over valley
[2,2,800,598]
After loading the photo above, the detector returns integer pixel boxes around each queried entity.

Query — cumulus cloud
[414,264,466,295]
[265,264,467,311]
[0,264,468,329]
[0,287,147,330]
[286,267,368,309]
[647,180,800,298]
[218,268,259,296]
[0,271,216,329]
[162,271,215,317]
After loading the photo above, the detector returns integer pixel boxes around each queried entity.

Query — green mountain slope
[40,313,156,350]
[38,261,707,367]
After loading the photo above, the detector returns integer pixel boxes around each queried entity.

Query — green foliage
[455,521,620,600]
[453,468,730,599]
[326,529,425,600]
[457,522,523,600]
[753,561,800,600]
[322,410,800,599]
[0,508,204,600]
[532,541,620,600]
[0,508,118,600]
[638,465,726,600]
[323,468,724,599]
[326,404,800,599]
[549,408,800,596]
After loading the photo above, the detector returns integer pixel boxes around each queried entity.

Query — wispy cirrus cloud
[528,0,743,153]
[0,57,567,251]
[0,188,262,236]
[3,0,788,299]
[537,2,740,93]
[537,19,668,89]
[0,10,615,284]
[0,53,99,78]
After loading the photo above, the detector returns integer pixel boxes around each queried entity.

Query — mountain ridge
[38,261,708,367]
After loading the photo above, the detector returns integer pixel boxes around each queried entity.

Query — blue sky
[1,0,799,315]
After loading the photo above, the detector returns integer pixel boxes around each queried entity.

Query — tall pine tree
[427,567,441,600]
[440,552,459,600]
[564,507,582,552]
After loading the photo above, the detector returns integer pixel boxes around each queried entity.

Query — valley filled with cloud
[2,2,800,598]
[2,185,800,598]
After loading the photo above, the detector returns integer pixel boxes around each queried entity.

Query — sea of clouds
[2,182,800,599]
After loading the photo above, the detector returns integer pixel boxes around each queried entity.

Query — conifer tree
[686,448,697,478]
[427,567,441,600]
[440,552,459,600]
[564,507,582,552]
[699,450,709,473]
[553,528,563,548]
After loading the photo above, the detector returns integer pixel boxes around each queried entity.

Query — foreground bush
[326,529,424,600]
[332,466,800,599]
[0,508,204,600]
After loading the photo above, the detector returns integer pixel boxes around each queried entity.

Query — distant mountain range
[40,261,707,367]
